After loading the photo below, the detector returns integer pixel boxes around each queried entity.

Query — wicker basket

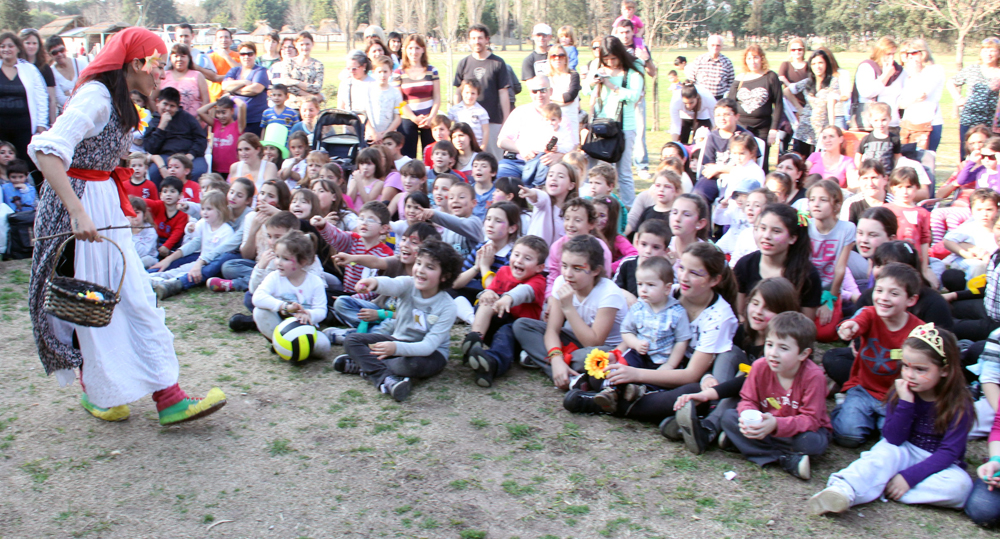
[43,235,125,328]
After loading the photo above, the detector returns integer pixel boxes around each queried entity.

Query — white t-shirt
[252,271,328,325]
[368,84,403,133]
[552,275,628,346]
[808,219,857,288]
[678,291,738,359]
[497,103,575,159]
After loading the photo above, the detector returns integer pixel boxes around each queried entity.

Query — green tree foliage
[123,0,183,26]
[1,0,32,31]
[30,10,58,29]
[243,0,289,30]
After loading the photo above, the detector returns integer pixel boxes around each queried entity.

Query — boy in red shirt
[465,235,549,387]
[423,115,453,166]
[146,176,189,257]
[830,263,924,448]
[165,154,201,203]
[718,311,831,480]
[123,152,158,200]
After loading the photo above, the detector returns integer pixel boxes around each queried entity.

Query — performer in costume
[28,27,227,426]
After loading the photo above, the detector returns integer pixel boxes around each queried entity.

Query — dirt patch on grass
[0,259,992,538]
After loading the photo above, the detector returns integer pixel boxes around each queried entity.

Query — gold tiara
[908,323,945,360]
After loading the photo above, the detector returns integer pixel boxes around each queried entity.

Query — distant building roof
[84,22,131,35]
[40,15,88,38]
[251,21,275,36]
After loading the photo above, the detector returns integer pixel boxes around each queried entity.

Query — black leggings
[611,382,711,423]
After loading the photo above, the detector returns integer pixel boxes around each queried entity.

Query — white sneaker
[808,485,851,516]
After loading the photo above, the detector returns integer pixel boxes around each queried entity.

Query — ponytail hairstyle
[890,325,972,435]
[563,234,607,279]
[593,196,623,261]
[742,277,800,350]
[679,82,701,113]
[757,203,813,297]
[494,176,530,213]
[489,201,523,242]
[674,193,712,241]
[872,240,930,287]
[275,229,318,266]
[684,242,738,307]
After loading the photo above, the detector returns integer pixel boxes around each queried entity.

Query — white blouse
[28,81,113,170]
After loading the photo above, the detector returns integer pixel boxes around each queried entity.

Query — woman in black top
[728,44,783,171]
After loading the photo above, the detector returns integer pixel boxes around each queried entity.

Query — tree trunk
[652,75,659,131]
[955,29,967,71]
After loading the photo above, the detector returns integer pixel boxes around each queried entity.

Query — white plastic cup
[740,409,763,426]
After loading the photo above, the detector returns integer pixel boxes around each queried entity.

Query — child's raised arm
[429,209,484,244]
[196,101,216,126]
[333,252,392,271]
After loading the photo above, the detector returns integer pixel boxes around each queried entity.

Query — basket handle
[48,234,128,298]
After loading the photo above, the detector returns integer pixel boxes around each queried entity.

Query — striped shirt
[393,66,439,116]
[317,226,394,300]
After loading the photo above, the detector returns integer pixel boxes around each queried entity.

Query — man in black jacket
[144,87,208,186]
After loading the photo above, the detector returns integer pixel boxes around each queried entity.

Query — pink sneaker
[206,278,233,292]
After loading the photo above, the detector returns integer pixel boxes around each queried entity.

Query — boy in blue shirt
[2,160,36,212]
[261,84,300,135]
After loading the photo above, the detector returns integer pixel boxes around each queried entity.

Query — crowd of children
[8,12,1000,526]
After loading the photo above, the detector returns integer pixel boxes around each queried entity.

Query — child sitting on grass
[586,162,627,233]
[810,324,973,515]
[149,191,234,299]
[545,197,614,297]
[464,235,549,387]
[614,219,672,305]
[331,222,441,331]
[312,201,395,301]
[828,263,925,448]
[634,169,681,232]
[423,115,453,166]
[721,311,831,480]
[124,152,157,200]
[252,230,333,358]
[147,176,188,257]
[128,196,159,269]
[594,257,691,412]
[942,188,1000,279]
[336,240,463,402]
[717,187,774,267]
[593,196,637,273]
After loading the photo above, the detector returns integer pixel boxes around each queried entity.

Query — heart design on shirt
[737,87,769,115]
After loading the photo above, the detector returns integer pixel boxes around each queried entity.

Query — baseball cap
[532,24,552,36]
[730,177,761,196]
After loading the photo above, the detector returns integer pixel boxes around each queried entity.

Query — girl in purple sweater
[809,323,974,515]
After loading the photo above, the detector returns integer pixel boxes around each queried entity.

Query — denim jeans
[222,258,257,291]
[479,322,519,378]
[632,98,649,170]
[176,253,237,290]
[333,296,379,328]
[344,332,447,388]
[721,408,831,467]
[498,157,551,189]
[830,385,886,447]
[966,478,1000,527]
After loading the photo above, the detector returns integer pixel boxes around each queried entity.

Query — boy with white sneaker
[718,311,831,480]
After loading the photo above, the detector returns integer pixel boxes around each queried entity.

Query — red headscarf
[75,27,166,91]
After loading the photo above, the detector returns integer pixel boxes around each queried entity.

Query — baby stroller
[311,108,368,175]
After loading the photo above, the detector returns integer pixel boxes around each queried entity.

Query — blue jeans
[221,258,257,291]
[176,253,234,290]
[148,156,208,188]
[478,322,519,378]
[928,124,943,153]
[333,296,379,328]
[966,478,1000,527]
[498,157,551,188]
[633,98,649,170]
[830,385,886,447]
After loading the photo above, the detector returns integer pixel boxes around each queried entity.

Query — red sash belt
[67,166,136,217]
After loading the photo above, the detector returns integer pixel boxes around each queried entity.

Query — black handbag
[582,71,628,163]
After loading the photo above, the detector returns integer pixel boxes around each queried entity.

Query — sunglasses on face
[789,48,804,52]
[239,51,255,56]
[983,153,998,161]
[549,53,566,59]
[530,88,550,94]
[904,51,922,56]
[49,47,66,55]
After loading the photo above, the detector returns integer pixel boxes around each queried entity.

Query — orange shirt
[208,50,239,101]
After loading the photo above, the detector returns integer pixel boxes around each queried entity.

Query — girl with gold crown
[28,27,226,426]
